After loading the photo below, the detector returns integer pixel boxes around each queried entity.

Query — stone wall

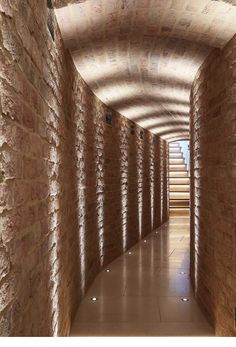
[0,1,168,336]
[190,37,236,336]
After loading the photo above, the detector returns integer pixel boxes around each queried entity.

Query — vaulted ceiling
[54,0,236,141]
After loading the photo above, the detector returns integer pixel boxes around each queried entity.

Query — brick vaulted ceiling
[55,0,236,141]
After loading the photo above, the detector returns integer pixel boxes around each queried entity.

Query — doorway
[169,141,190,217]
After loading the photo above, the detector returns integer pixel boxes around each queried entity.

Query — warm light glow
[56,0,236,141]
[74,113,87,297]
[137,139,143,239]
[160,144,164,224]
[120,124,128,251]
[48,145,61,336]
[96,84,141,105]
[150,143,154,229]
[95,103,105,267]
[140,117,189,130]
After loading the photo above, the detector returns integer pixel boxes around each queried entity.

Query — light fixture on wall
[105,269,111,273]
[130,124,135,135]
[128,251,132,255]
[106,112,113,126]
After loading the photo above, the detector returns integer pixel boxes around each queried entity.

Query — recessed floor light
[91,297,98,302]
[181,298,189,302]
[105,269,111,273]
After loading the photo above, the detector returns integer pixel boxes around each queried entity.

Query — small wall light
[105,269,111,273]
[130,124,135,135]
[91,297,98,302]
[106,112,112,126]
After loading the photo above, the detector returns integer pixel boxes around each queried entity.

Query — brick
[0,1,168,337]
[0,85,22,123]
[0,315,10,336]
[0,278,15,312]
[0,245,10,281]
[190,36,236,337]
[1,146,23,179]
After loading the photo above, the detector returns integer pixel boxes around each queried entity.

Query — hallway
[71,217,213,336]
[1,0,236,338]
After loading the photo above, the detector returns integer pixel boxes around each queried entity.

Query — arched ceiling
[54,0,236,141]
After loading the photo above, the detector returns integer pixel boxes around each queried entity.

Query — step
[169,164,187,171]
[170,200,190,208]
[169,178,190,185]
[169,144,180,148]
[170,192,190,200]
[170,208,190,217]
[169,153,183,158]
[169,171,189,178]
[169,159,185,165]
[169,185,190,192]
[169,148,181,153]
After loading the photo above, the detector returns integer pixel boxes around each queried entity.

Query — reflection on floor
[70,217,214,337]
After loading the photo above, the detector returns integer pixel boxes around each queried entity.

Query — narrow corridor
[71,218,214,337]
[1,0,236,337]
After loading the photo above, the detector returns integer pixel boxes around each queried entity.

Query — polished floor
[70,217,214,336]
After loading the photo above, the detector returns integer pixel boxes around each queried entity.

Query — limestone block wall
[0,1,168,336]
[190,37,236,336]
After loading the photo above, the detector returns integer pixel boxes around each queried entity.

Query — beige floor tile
[146,322,214,336]
[73,296,160,324]
[158,296,208,323]
[70,217,215,337]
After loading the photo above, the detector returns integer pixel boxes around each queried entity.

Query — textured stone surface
[55,0,236,141]
[0,0,168,336]
[190,37,236,337]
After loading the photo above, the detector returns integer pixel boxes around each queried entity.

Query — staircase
[169,142,190,217]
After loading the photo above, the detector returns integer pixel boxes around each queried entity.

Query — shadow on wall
[190,44,236,336]
[0,1,81,336]
[68,71,170,335]
[0,1,169,338]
